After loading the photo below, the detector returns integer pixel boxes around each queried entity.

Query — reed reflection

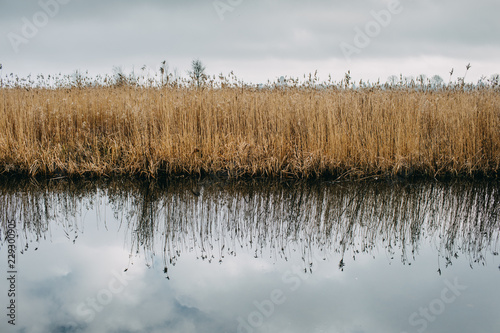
[1,178,498,274]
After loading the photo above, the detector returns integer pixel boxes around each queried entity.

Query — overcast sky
[1,0,499,83]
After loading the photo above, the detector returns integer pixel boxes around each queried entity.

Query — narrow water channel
[0,178,499,333]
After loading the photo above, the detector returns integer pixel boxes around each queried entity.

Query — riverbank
[1,86,499,179]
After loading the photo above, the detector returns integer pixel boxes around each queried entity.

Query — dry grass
[0,84,499,179]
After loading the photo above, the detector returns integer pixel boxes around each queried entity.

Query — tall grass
[0,76,499,179]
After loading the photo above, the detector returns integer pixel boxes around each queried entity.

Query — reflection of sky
[0,193,499,333]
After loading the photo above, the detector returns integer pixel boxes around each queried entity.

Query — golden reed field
[0,83,499,179]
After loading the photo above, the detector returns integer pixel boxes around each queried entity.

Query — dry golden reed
[0,85,499,179]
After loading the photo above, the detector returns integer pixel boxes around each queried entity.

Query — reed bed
[0,82,499,179]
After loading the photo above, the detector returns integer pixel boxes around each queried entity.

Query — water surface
[0,179,499,333]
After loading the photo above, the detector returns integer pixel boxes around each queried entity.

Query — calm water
[0,178,499,333]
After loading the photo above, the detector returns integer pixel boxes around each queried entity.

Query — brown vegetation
[0,84,499,179]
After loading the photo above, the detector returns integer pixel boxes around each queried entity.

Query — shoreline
[0,169,498,183]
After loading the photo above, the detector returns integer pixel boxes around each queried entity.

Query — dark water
[0,178,499,333]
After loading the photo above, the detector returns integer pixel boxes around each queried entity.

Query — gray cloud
[0,0,499,81]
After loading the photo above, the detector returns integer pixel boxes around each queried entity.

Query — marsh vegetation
[1,68,499,179]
